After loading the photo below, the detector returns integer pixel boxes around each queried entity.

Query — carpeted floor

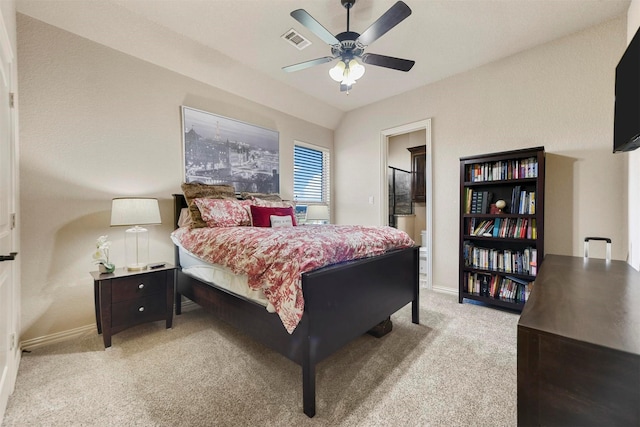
[2,290,519,426]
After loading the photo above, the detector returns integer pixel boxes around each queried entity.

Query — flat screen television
[614,26,640,152]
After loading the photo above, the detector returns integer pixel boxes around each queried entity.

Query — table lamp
[305,205,330,225]
[110,197,161,271]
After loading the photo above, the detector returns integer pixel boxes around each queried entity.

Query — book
[492,218,501,237]
[531,219,537,239]
[505,275,531,285]
[519,190,527,214]
[471,191,479,213]
[510,185,521,214]
[480,191,489,214]
[472,220,485,235]
[530,248,537,275]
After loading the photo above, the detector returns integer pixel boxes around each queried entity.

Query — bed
[172,193,420,417]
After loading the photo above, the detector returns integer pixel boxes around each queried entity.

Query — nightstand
[90,264,176,348]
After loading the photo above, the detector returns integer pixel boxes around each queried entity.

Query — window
[293,143,330,205]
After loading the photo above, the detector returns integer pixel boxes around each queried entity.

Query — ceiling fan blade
[282,56,336,73]
[356,1,412,47]
[290,9,340,46]
[362,53,415,72]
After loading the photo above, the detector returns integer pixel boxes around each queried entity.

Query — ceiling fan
[282,0,415,93]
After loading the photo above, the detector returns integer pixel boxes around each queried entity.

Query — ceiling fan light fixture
[329,58,365,85]
[348,59,365,80]
[329,60,346,82]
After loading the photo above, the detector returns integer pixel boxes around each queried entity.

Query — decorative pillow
[240,192,282,202]
[270,215,293,228]
[250,205,297,227]
[194,198,252,227]
[177,208,192,228]
[253,198,296,209]
[181,182,236,228]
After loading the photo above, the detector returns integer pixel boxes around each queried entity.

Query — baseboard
[432,285,457,296]
[20,324,97,352]
[20,301,199,351]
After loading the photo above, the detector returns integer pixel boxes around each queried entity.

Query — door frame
[0,6,19,423]
[380,119,432,289]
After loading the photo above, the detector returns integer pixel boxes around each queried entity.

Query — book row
[466,217,537,240]
[464,189,493,214]
[466,157,538,182]
[463,242,538,275]
[510,186,535,215]
[464,188,536,215]
[464,272,534,302]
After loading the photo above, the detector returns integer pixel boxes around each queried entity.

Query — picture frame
[181,106,280,194]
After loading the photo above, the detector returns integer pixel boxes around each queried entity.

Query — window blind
[293,144,330,204]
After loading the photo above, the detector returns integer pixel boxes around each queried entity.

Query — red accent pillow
[250,205,297,227]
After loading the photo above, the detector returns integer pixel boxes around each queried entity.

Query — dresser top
[518,255,640,355]
[518,255,640,356]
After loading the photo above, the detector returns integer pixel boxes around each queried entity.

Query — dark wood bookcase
[459,146,545,311]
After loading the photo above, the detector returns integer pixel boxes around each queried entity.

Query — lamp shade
[110,198,161,226]
[306,205,330,221]
[329,58,365,86]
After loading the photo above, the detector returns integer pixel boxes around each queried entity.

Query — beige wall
[334,17,627,292]
[17,15,333,341]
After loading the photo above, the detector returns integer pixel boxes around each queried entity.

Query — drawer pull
[138,306,145,312]
[138,283,144,289]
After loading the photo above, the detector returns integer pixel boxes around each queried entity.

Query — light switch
[368,195,374,205]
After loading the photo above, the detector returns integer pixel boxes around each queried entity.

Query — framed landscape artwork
[181,106,280,193]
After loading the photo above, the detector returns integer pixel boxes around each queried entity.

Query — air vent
[281,29,311,50]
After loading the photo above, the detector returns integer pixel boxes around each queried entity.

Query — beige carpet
[2,290,519,427]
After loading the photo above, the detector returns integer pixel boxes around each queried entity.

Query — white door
[0,10,18,422]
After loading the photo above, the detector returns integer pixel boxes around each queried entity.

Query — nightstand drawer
[111,294,166,327]
[111,271,166,302]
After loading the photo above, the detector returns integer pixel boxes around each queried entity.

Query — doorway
[381,119,432,289]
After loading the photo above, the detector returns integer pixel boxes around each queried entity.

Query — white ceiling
[17,0,630,128]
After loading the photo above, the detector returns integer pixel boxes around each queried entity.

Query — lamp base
[124,225,149,272]
[126,263,148,272]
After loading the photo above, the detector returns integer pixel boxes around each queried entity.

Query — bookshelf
[459,146,545,311]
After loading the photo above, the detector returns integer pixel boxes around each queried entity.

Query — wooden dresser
[517,255,640,426]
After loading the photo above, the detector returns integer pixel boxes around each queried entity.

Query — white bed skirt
[177,245,275,313]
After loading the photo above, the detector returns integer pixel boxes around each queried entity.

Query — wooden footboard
[172,194,419,417]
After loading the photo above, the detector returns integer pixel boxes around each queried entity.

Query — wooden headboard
[172,194,188,268]
[172,193,188,230]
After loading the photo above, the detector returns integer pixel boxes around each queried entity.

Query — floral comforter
[171,225,414,333]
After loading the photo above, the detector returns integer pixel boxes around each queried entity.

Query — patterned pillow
[181,182,236,228]
[194,198,252,227]
[250,205,297,227]
[253,198,296,209]
[240,192,282,202]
